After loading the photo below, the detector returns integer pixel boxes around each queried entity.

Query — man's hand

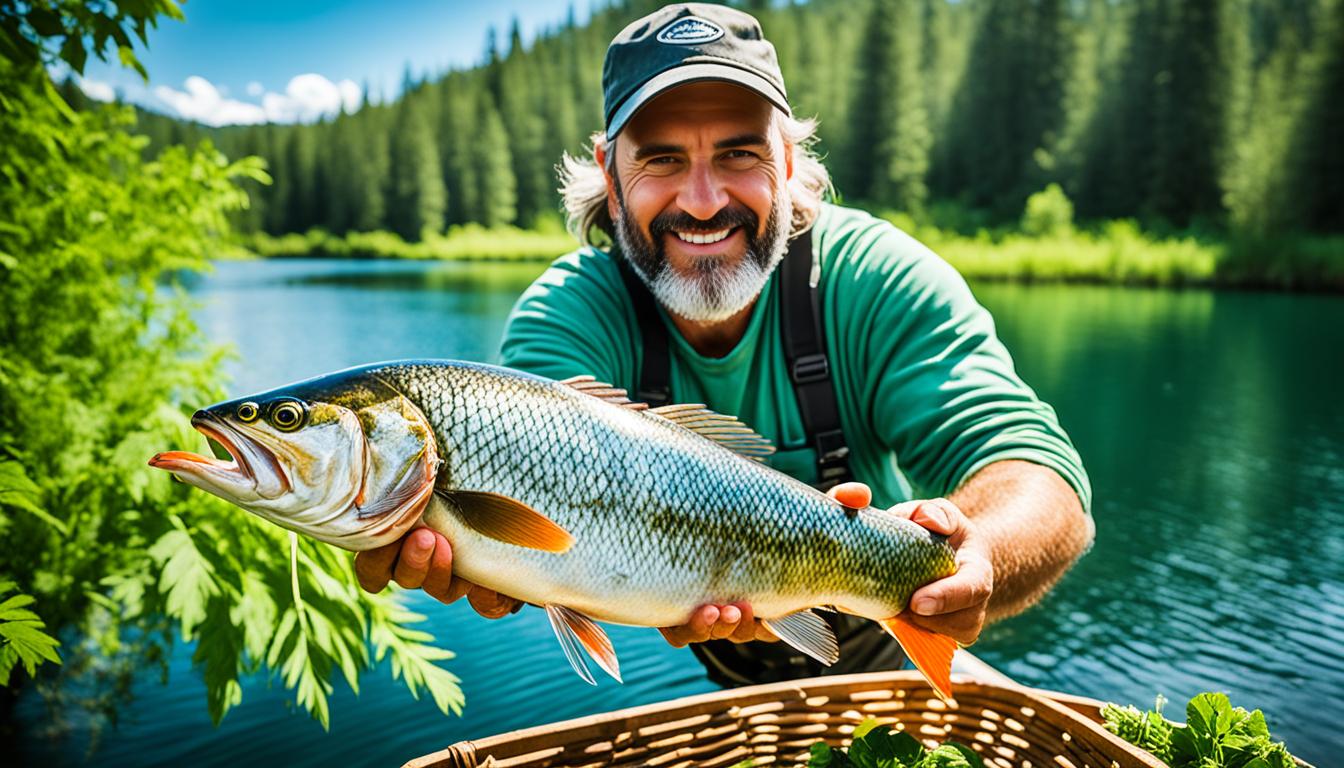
[353,527,521,618]
[657,483,992,649]
[885,497,992,646]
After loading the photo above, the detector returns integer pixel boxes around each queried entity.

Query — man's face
[603,82,793,324]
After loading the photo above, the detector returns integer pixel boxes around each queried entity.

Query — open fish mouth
[149,413,290,494]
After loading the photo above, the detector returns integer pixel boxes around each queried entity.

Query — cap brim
[606,61,791,140]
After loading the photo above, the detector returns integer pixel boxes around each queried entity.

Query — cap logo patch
[656,16,724,45]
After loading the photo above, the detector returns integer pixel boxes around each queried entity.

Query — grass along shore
[243,213,1344,292]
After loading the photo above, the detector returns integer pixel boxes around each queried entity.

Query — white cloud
[79,78,116,102]
[155,76,266,126]
[154,74,364,126]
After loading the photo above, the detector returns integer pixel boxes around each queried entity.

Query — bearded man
[355,3,1094,687]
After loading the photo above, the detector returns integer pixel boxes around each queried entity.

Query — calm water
[15,260,1344,766]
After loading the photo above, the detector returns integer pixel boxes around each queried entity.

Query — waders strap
[617,258,671,407]
[777,230,852,490]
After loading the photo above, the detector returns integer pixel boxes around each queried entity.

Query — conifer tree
[848,0,930,212]
[474,90,518,228]
[386,95,447,240]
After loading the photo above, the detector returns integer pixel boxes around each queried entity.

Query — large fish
[149,361,960,698]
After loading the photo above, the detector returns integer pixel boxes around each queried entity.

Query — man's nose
[675,162,730,222]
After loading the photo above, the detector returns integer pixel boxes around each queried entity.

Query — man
[356,3,1094,686]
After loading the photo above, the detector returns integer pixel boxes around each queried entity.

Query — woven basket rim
[403,669,1170,768]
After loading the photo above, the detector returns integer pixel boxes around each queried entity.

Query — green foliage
[0,13,463,728]
[1021,184,1075,237]
[0,579,62,682]
[1102,692,1297,768]
[246,219,574,262]
[0,0,183,78]
[807,718,984,768]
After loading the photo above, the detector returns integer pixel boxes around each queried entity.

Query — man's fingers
[354,539,401,594]
[728,602,758,643]
[446,576,474,604]
[660,605,719,648]
[827,482,872,510]
[467,587,519,619]
[908,606,984,647]
[911,553,993,616]
[709,603,741,640]
[391,528,438,589]
[909,500,957,536]
[420,535,456,603]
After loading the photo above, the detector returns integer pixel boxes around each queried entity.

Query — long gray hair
[557,112,833,247]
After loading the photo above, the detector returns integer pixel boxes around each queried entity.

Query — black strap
[617,258,671,407]
[777,230,852,490]
[617,230,851,487]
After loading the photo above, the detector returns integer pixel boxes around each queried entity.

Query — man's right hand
[353,527,521,619]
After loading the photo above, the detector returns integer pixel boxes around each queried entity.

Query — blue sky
[75,0,601,125]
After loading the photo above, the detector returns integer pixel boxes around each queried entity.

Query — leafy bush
[0,18,462,731]
[1102,692,1297,768]
[1020,184,1075,237]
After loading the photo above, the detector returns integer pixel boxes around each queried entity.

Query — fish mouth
[149,413,290,494]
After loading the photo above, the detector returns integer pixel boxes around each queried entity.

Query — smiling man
[356,3,1094,687]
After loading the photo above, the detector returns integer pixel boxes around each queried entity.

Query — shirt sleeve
[841,224,1092,514]
[498,248,640,391]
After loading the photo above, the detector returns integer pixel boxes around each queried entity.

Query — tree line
[73,0,1342,240]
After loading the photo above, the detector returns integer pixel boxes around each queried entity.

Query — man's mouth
[673,227,736,245]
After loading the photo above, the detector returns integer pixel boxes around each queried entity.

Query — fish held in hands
[149,360,959,698]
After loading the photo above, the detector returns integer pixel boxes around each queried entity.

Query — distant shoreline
[242,224,1344,293]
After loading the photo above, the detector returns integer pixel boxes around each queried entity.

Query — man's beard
[613,189,791,324]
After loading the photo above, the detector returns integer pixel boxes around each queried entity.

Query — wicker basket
[404,670,1170,768]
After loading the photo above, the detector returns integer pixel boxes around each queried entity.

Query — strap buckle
[791,353,830,384]
[815,428,850,473]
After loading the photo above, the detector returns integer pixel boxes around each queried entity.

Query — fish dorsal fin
[760,609,840,665]
[441,490,574,552]
[560,375,648,411]
[545,604,622,684]
[648,403,777,461]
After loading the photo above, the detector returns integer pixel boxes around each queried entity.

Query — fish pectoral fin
[761,609,839,666]
[878,615,958,703]
[545,604,622,684]
[443,491,575,553]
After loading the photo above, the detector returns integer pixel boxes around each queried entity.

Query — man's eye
[648,156,679,165]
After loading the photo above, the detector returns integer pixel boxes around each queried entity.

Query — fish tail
[878,615,958,702]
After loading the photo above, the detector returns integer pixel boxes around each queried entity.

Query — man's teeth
[674,228,732,245]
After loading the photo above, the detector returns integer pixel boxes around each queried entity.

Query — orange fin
[545,604,622,684]
[879,615,957,703]
[560,375,649,411]
[444,491,574,552]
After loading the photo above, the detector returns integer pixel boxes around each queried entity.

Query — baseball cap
[603,3,791,140]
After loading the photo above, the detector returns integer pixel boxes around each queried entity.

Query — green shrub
[1021,184,1074,237]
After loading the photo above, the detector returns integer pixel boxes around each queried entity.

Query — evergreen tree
[386,95,447,240]
[847,0,930,212]
[474,90,518,228]
[1287,0,1344,231]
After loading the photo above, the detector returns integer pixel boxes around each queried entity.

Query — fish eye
[236,402,259,423]
[269,401,305,432]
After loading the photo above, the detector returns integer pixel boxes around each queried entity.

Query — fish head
[149,370,439,551]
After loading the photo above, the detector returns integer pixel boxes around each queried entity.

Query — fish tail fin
[878,615,957,703]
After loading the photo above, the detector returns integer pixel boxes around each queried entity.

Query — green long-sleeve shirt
[500,203,1090,513]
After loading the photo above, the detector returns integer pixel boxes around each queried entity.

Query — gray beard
[614,191,791,324]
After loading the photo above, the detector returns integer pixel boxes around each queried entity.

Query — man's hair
[557,112,833,248]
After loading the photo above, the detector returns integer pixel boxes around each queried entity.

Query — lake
[14,259,1344,766]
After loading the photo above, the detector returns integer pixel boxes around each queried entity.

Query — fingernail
[914,597,940,615]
